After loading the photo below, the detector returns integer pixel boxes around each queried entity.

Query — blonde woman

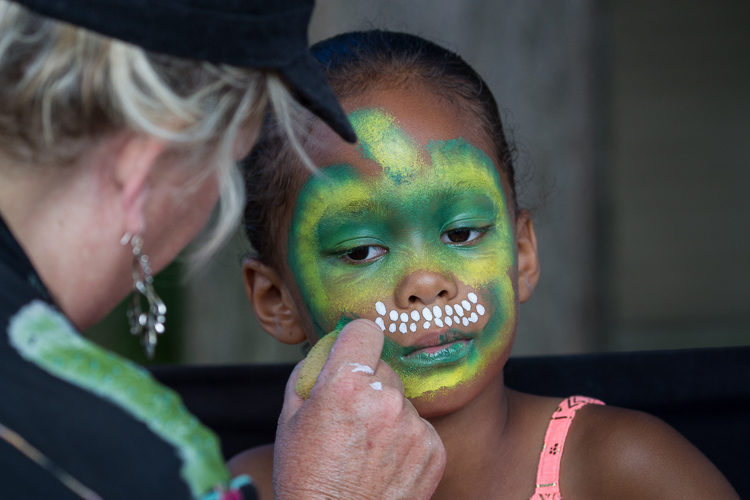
[0,1,445,498]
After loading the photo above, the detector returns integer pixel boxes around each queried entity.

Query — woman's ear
[114,134,168,236]
[516,209,540,303]
[242,259,307,345]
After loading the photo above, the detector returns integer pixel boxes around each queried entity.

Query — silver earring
[121,233,166,359]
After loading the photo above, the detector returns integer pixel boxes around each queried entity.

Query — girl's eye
[441,227,487,245]
[341,245,387,263]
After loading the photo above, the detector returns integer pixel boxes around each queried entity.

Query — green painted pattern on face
[289,108,516,399]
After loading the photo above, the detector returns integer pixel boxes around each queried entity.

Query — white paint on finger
[370,381,383,391]
[349,363,374,375]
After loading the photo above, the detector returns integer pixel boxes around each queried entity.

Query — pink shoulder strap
[530,396,605,500]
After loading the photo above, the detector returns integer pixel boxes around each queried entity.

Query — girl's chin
[402,359,507,419]
[408,387,475,419]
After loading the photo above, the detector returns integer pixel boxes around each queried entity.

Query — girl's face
[286,87,519,416]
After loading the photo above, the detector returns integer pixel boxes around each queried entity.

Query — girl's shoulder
[227,444,275,500]
[561,401,739,500]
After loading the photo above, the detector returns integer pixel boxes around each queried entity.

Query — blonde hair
[0,0,301,265]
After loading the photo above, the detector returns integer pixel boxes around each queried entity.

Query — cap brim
[279,52,356,143]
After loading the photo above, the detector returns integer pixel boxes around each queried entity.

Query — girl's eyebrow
[321,180,497,219]
[437,183,468,202]
[436,181,492,202]
[326,198,392,219]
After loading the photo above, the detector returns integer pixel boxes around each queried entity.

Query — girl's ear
[242,259,307,345]
[516,209,540,303]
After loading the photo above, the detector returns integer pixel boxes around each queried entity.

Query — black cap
[10,0,356,142]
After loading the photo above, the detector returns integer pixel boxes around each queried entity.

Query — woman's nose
[394,269,458,309]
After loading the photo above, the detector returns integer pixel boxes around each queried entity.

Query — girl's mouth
[400,333,473,368]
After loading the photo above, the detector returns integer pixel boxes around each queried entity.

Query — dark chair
[151,345,749,498]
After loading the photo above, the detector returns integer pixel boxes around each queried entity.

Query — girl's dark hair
[244,30,518,269]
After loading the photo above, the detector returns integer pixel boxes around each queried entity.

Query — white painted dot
[477,304,485,316]
[389,323,397,333]
[462,317,469,326]
[422,308,433,321]
[390,310,398,322]
[399,323,407,334]
[435,318,444,327]
[469,312,478,323]
[468,292,478,303]
[410,310,420,321]
[455,304,464,317]
[454,315,460,323]
[423,321,430,330]
[432,306,442,318]
[400,312,409,323]
[375,317,386,331]
[370,381,382,391]
[410,323,417,332]
[445,316,453,326]
[375,301,386,316]
[462,300,471,311]
[445,304,453,316]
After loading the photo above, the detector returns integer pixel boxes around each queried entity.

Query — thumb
[279,362,305,426]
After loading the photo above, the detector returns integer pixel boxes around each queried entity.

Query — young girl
[232,31,738,499]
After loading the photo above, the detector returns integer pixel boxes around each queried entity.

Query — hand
[273,319,446,500]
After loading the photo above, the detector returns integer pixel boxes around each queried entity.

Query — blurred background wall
[86,0,750,365]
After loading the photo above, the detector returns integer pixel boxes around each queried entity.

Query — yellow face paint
[288,108,516,400]
[349,108,428,183]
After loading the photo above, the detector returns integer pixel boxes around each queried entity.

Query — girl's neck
[427,379,542,500]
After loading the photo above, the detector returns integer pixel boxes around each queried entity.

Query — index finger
[321,319,385,377]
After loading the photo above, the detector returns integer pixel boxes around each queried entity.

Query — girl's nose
[395,269,458,308]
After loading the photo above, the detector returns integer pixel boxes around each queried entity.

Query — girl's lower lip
[400,340,472,368]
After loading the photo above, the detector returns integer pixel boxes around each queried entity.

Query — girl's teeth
[373,294,484,334]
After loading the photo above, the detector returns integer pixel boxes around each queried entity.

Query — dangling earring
[121,232,166,359]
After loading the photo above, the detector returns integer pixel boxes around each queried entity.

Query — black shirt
[0,216,256,499]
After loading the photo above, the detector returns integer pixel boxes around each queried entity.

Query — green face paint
[288,107,516,400]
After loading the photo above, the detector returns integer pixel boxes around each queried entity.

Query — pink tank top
[529,396,605,500]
